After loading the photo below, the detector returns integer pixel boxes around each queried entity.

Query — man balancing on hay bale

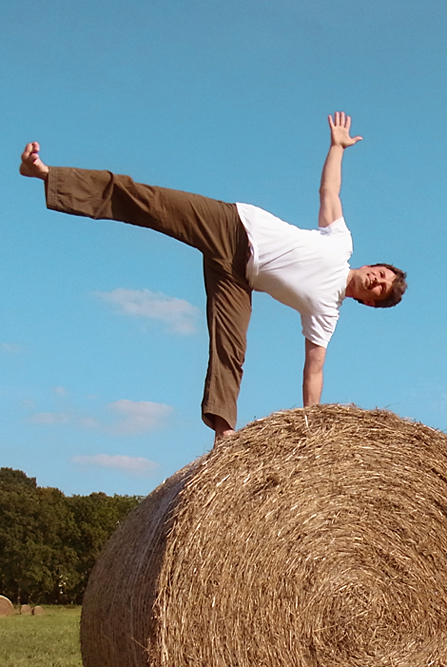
[20,112,407,444]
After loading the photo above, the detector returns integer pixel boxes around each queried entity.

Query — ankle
[213,416,235,445]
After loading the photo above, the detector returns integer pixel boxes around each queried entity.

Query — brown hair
[358,263,407,308]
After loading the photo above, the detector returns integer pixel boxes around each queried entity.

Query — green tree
[32,486,81,603]
[0,468,141,603]
[66,492,141,602]
[0,468,40,603]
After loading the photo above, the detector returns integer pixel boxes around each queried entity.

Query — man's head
[347,264,407,308]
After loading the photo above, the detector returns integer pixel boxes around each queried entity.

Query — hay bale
[81,405,447,667]
[20,604,32,615]
[0,595,13,617]
[32,605,45,616]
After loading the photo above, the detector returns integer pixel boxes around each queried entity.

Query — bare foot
[213,416,235,447]
[20,142,49,180]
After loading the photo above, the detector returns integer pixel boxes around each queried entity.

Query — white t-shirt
[236,203,352,348]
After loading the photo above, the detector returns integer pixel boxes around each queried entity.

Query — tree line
[0,467,141,604]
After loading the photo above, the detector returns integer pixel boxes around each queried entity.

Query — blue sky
[1,0,447,496]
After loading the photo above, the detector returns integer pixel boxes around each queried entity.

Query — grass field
[0,606,83,667]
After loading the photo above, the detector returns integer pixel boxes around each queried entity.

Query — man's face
[351,265,396,306]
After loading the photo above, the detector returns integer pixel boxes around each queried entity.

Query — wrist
[329,143,345,152]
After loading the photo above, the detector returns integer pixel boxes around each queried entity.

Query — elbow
[319,185,335,197]
[319,187,340,206]
[303,362,324,382]
[304,340,327,366]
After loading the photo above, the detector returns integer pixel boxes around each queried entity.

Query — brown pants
[46,167,252,430]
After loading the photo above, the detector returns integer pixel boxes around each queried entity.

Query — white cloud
[107,399,173,435]
[54,386,67,396]
[28,400,173,435]
[29,412,71,425]
[1,343,21,353]
[95,288,200,334]
[78,416,100,429]
[71,454,158,478]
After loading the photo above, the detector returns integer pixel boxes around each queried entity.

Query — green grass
[0,606,83,667]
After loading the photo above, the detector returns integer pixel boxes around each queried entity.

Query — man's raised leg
[20,142,252,443]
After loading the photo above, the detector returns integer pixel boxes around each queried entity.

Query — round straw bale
[0,595,13,617]
[32,605,45,615]
[81,405,447,667]
[20,604,32,615]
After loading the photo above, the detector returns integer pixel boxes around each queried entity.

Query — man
[20,112,407,443]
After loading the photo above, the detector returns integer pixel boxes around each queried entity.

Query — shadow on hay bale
[80,405,447,667]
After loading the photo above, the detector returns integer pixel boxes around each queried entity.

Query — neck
[345,269,356,299]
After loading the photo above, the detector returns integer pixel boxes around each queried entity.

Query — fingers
[328,111,352,126]
[331,111,350,127]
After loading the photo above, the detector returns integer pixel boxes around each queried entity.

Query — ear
[362,300,376,308]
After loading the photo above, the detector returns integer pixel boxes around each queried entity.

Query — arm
[318,112,362,228]
[302,339,326,406]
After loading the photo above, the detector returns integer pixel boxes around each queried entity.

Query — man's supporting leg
[214,416,234,440]
[202,254,252,437]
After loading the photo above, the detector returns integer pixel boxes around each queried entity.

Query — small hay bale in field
[81,405,447,667]
[32,606,45,616]
[0,595,13,617]
[20,604,32,615]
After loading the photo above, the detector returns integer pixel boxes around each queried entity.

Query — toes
[22,142,40,162]
[21,144,31,160]
[21,143,33,161]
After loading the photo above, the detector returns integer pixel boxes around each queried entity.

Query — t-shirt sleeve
[301,313,339,348]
